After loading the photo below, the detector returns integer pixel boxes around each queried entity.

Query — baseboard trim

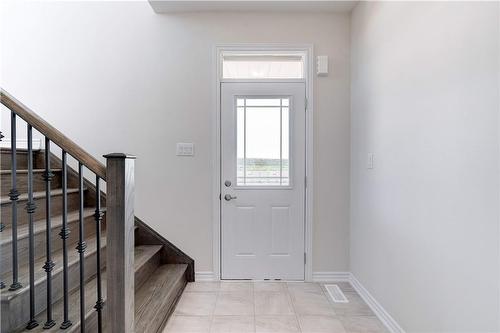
[312,271,405,333]
[195,271,217,281]
[349,274,405,333]
[312,271,351,282]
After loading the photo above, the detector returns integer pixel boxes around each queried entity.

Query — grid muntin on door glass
[236,96,292,187]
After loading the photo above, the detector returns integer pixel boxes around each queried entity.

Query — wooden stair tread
[20,245,165,333]
[0,188,82,205]
[0,148,41,152]
[134,245,163,269]
[1,232,106,300]
[135,264,188,333]
[0,169,62,175]
[0,208,97,245]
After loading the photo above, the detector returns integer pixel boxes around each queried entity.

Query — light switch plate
[176,143,194,156]
[317,55,329,76]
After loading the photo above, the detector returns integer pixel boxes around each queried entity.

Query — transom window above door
[236,97,291,187]
[222,53,304,79]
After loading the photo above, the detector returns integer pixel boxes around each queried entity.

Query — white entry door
[221,82,306,280]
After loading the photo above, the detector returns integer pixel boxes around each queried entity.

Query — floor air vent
[325,284,349,303]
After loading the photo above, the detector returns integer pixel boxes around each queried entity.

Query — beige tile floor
[164,281,389,333]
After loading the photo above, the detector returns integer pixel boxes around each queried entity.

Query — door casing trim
[212,43,314,281]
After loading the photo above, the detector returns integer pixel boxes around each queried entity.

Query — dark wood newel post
[104,153,136,333]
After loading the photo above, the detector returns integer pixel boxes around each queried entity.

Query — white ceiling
[148,0,359,13]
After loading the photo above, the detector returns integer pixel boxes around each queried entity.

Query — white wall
[0,1,351,273]
[351,2,500,331]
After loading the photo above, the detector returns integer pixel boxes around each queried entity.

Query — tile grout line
[207,287,219,333]
[173,281,387,333]
[319,281,350,332]
[286,282,304,333]
[252,283,256,333]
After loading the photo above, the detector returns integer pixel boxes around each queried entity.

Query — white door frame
[212,44,314,281]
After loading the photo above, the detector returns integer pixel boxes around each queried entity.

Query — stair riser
[0,171,62,196]
[1,247,107,333]
[135,251,160,291]
[69,257,164,333]
[0,215,102,276]
[0,151,44,171]
[135,269,188,333]
[0,191,82,227]
[69,256,165,333]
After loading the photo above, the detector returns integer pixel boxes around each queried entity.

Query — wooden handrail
[1,89,106,180]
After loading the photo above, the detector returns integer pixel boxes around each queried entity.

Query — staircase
[0,90,194,333]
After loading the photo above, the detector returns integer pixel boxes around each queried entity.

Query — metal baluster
[0,130,4,234]
[8,114,21,291]
[59,151,72,329]
[76,163,86,332]
[26,124,39,330]
[94,177,104,332]
[42,138,55,329]
[0,130,4,290]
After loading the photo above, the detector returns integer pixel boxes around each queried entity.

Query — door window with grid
[236,97,291,187]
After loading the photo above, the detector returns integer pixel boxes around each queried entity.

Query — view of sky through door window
[237,97,290,186]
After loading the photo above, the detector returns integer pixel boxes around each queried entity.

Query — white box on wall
[317,56,328,76]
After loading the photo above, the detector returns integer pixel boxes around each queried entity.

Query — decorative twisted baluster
[42,138,55,329]
[8,114,22,291]
[0,91,146,332]
[26,124,39,330]
[94,176,104,332]
[0,129,4,233]
[59,151,72,329]
[0,130,4,290]
[0,129,3,234]
[76,162,87,332]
